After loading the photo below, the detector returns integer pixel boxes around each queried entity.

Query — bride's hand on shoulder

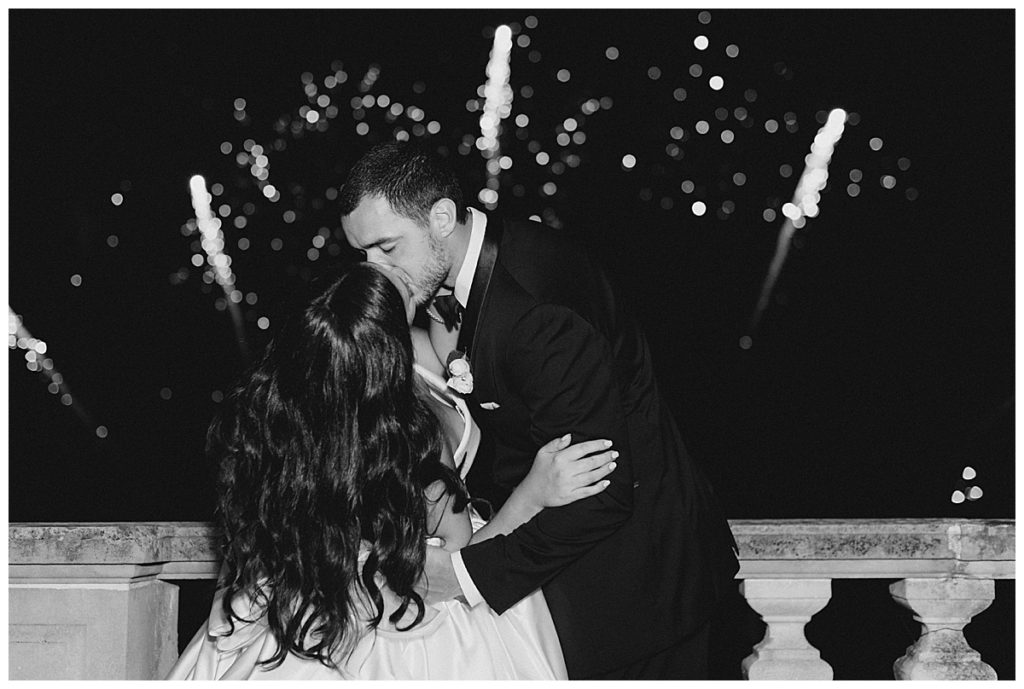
[469,435,617,544]
[520,434,617,509]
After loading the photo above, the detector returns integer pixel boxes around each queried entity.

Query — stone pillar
[9,564,179,680]
[740,578,833,680]
[889,577,996,680]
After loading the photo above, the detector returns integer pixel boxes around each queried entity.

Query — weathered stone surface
[893,629,997,680]
[890,577,997,680]
[948,521,1017,561]
[729,519,1015,580]
[6,519,1014,680]
[9,522,220,566]
[10,579,178,680]
[730,519,1014,562]
[10,519,1013,568]
[741,578,833,680]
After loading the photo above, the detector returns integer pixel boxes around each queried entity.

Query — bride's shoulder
[411,326,445,378]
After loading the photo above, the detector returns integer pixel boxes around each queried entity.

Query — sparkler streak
[748,108,847,335]
[9,307,97,430]
[189,175,250,359]
[477,25,514,210]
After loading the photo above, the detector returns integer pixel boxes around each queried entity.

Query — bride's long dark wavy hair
[207,262,466,669]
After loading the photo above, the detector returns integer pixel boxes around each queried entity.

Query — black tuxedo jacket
[455,216,739,678]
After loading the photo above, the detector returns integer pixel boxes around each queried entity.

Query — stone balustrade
[8,519,1014,680]
[734,519,1014,680]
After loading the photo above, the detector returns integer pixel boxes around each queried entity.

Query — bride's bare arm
[415,437,617,606]
[424,444,473,552]
[470,435,617,544]
[425,435,617,550]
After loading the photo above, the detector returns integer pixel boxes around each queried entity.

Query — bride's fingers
[555,438,613,462]
[573,453,617,482]
[572,449,618,474]
[572,479,612,498]
[537,433,574,458]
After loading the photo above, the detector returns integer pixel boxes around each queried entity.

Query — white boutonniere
[445,350,474,394]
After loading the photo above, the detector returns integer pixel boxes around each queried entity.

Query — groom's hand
[417,544,466,606]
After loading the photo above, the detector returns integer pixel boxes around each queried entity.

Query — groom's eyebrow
[364,236,397,249]
[348,237,378,250]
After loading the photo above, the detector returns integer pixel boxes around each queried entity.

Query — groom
[340,142,738,679]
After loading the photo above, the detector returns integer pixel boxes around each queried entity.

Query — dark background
[10,9,1012,521]
[8,9,1014,678]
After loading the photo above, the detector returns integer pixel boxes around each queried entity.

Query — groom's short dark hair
[339,141,468,226]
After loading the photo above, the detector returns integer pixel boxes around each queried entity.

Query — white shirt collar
[452,207,486,308]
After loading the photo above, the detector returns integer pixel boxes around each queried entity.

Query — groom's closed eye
[363,239,398,258]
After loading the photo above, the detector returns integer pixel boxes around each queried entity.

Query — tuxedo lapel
[457,215,503,356]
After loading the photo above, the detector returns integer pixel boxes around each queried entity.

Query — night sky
[8,9,1014,523]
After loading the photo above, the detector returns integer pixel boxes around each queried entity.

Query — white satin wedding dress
[165,364,567,680]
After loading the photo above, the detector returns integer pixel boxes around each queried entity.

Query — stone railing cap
[9,522,220,565]
[729,519,1014,562]
[8,519,1014,566]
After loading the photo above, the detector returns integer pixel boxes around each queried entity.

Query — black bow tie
[432,293,464,332]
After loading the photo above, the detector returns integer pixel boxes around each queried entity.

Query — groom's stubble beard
[412,229,452,307]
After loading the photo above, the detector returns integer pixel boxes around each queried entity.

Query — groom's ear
[431,198,458,238]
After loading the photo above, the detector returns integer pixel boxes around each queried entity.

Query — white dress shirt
[448,206,487,607]
[452,207,487,308]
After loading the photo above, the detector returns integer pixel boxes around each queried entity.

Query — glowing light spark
[9,306,99,432]
[477,25,514,210]
[747,108,847,338]
[189,175,249,358]
[359,64,381,93]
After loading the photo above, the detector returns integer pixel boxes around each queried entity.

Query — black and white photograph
[7,7,1015,681]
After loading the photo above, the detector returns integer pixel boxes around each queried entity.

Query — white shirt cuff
[450,550,486,607]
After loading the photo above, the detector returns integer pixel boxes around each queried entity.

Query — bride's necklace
[425,305,445,325]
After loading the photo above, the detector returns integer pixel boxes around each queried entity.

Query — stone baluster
[889,577,996,680]
[740,578,833,680]
[9,563,179,680]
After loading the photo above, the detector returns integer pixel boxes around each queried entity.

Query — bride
[166,262,617,680]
